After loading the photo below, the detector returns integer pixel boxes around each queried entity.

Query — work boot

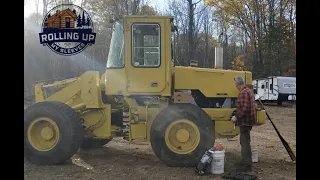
[235,164,252,172]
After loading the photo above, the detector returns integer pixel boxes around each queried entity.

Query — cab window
[132,23,160,67]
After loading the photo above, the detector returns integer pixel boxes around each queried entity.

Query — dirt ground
[24,106,296,180]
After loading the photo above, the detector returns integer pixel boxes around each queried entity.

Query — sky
[24,0,167,18]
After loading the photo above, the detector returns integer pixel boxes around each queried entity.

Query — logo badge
[39,4,96,56]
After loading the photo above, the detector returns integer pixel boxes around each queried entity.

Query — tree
[131,0,141,15]
[140,5,157,16]
[166,0,210,66]
[86,17,91,27]
[284,63,296,77]
[231,55,247,71]
[81,11,86,27]
[77,14,82,27]
[204,0,296,78]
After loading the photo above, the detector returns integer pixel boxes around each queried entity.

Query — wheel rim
[165,119,200,154]
[27,117,60,151]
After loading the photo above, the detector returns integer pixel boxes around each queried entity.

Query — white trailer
[252,76,296,105]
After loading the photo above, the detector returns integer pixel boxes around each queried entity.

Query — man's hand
[231,116,237,122]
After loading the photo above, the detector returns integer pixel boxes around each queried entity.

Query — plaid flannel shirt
[235,86,257,126]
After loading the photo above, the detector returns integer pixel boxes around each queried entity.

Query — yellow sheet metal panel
[174,66,250,98]
[80,71,104,108]
[130,123,147,142]
[215,121,240,138]
[104,69,128,95]
[245,71,252,84]
[203,108,235,121]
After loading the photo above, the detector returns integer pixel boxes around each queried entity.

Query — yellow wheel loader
[24,16,266,167]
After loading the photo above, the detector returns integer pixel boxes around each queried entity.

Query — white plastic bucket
[208,150,225,174]
[252,148,258,163]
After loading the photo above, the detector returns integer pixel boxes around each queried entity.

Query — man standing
[231,76,257,172]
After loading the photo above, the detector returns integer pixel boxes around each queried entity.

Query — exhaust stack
[215,46,223,69]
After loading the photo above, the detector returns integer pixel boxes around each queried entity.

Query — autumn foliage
[204,0,296,78]
[231,55,246,71]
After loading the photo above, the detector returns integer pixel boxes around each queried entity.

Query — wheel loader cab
[105,16,174,96]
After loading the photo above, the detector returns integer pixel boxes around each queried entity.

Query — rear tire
[24,101,84,165]
[150,103,214,167]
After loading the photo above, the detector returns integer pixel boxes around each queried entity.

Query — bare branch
[194,6,207,15]
[193,0,202,5]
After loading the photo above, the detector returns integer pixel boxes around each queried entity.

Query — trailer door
[263,80,269,100]
[257,80,265,100]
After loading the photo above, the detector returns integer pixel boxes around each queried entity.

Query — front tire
[24,101,84,165]
[150,104,214,167]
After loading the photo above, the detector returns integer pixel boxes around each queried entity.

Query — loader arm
[34,71,106,109]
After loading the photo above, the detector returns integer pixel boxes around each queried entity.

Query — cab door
[124,17,169,95]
